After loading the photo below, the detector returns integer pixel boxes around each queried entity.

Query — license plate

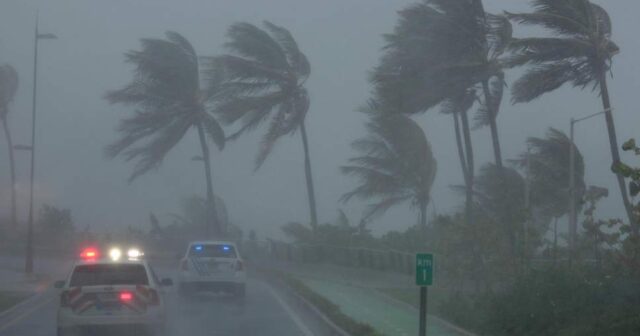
[97,293,117,301]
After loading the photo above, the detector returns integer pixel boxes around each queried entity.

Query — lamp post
[25,13,56,274]
[568,109,608,264]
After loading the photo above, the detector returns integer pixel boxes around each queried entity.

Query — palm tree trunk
[553,217,558,267]
[460,109,474,225]
[419,198,428,230]
[299,121,318,229]
[1,118,17,229]
[482,80,503,169]
[598,72,637,235]
[196,123,220,237]
[453,112,469,187]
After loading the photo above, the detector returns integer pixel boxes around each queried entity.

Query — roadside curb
[0,275,54,320]
[257,270,353,336]
[0,290,46,320]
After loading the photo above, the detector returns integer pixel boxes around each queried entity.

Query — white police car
[55,247,172,336]
[178,241,246,297]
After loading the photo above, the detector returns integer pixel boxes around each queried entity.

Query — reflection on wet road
[0,272,311,336]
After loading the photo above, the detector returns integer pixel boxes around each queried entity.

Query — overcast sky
[1,0,639,239]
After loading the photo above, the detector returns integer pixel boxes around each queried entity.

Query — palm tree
[207,21,318,228]
[0,64,19,229]
[373,0,513,169]
[105,32,225,236]
[514,128,585,243]
[472,164,527,258]
[505,0,636,234]
[340,101,437,229]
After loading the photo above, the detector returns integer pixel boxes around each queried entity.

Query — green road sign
[415,253,434,286]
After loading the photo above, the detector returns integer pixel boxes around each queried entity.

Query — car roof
[188,240,237,246]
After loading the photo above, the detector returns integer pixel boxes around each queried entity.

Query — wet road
[0,270,314,336]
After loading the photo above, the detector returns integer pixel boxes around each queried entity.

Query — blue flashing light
[222,246,230,251]
[194,245,203,251]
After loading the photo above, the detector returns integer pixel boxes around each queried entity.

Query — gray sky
[1,0,639,239]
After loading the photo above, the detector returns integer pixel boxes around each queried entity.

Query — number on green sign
[415,253,433,286]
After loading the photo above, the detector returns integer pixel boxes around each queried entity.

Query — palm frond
[225,22,289,71]
[263,21,310,78]
[511,61,579,103]
[505,37,591,68]
[341,109,436,221]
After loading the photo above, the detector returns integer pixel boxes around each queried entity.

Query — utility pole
[568,110,607,265]
[25,12,56,274]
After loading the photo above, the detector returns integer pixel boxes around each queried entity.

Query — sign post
[416,253,434,336]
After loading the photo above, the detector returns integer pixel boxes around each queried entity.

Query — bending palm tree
[106,32,225,237]
[341,101,437,229]
[505,0,635,234]
[208,21,317,228]
[374,0,513,169]
[0,65,19,229]
[514,128,585,241]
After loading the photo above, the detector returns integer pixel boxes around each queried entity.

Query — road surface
[0,266,315,336]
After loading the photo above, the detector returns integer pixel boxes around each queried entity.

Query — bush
[478,269,640,336]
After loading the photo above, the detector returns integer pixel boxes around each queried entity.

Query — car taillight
[180,259,189,271]
[119,292,133,302]
[235,260,244,271]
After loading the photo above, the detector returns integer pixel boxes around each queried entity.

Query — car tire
[235,284,246,298]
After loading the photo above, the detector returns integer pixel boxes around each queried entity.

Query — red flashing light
[119,292,133,302]
[80,248,99,260]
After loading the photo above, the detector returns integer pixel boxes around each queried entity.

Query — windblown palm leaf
[506,0,619,102]
[341,103,437,220]
[106,32,224,181]
[373,0,511,122]
[207,21,310,169]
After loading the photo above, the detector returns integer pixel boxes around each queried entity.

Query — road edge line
[0,289,49,320]
[0,295,55,332]
[263,282,315,336]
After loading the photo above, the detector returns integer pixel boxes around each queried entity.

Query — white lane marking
[0,295,55,332]
[263,283,315,336]
[0,291,47,320]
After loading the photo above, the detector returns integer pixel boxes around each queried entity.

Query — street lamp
[25,13,56,274]
[568,109,608,262]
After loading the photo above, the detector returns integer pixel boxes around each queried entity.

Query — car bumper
[57,307,164,328]
[179,271,246,285]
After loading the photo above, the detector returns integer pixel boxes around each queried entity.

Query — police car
[178,241,246,297]
[55,247,172,336]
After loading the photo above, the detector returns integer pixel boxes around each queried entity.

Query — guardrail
[243,240,418,277]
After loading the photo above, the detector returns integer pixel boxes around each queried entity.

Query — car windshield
[69,264,148,286]
[189,244,237,258]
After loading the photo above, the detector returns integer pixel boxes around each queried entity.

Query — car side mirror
[54,280,65,289]
[161,278,173,286]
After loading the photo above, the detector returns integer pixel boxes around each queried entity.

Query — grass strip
[260,268,384,336]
